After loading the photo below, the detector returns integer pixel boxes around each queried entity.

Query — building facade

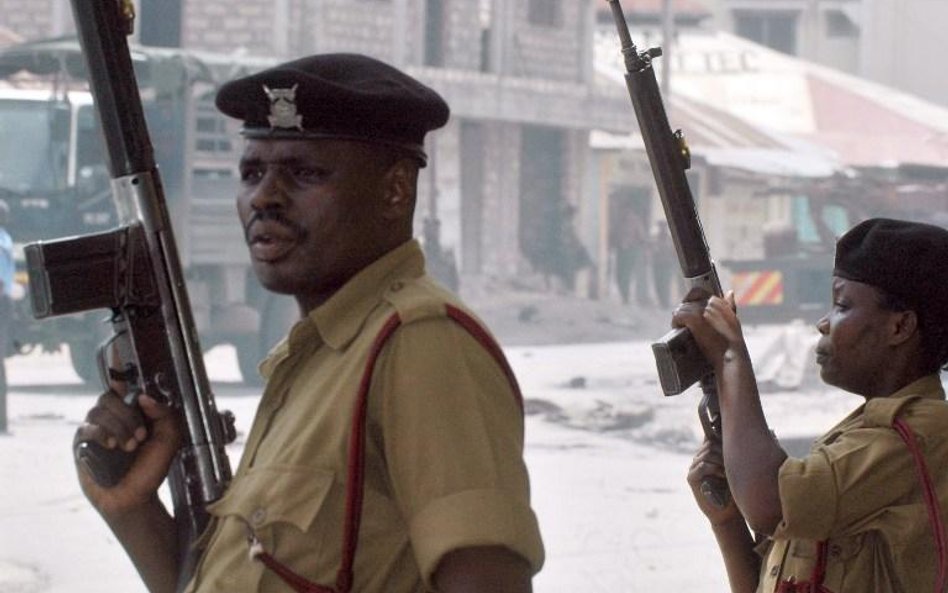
[0,0,631,292]
[704,0,948,109]
[594,4,948,320]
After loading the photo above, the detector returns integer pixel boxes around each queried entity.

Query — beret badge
[264,84,303,130]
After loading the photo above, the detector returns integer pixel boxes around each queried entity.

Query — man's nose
[248,170,289,211]
[816,315,830,335]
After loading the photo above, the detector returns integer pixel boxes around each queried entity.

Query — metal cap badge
[264,84,303,130]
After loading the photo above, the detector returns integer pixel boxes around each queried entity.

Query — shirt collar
[886,374,946,401]
[820,374,946,441]
[310,239,425,350]
[258,240,425,378]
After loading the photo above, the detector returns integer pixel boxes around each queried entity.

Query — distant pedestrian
[650,220,676,308]
[611,198,649,306]
[0,199,13,434]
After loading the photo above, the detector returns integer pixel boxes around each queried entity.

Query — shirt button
[770,566,779,576]
[830,544,842,558]
[251,507,267,526]
[390,281,404,292]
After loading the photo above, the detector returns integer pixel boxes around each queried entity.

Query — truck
[719,169,948,325]
[0,38,294,385]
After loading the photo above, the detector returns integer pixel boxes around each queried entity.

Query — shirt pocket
[208,464,337,561]
[820,533,868,591]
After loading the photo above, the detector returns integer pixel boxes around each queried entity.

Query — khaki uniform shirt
[757,375,948,593]
[187,240,544,592]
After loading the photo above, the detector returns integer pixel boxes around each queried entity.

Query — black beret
[834,218,948,328]
[215,53,449,165]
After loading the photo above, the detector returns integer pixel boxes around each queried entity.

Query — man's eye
[292,167,327,181]
[240,169,263,183]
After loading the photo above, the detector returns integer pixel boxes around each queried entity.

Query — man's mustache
[243,208,306,244]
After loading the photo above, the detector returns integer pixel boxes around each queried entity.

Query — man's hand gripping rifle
[607,0,728,507]
[22,0,235,585]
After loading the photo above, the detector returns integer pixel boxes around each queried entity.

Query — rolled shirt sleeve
[410,489,543,580]
[373,317,544,586]
[774,425,918,541]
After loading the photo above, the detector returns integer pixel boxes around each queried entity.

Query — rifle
[607,0,728,506]
[22,0,234,586]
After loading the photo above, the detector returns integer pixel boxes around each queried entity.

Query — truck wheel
[236,295,299,386]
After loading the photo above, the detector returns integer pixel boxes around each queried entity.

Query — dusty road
[0,325,861,592]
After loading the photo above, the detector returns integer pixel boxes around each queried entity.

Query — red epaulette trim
[893,417,946,593]
[252,307,523,593]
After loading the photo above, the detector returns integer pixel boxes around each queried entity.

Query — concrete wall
[707,0,948,108]
[859,0,948,108]
[183,0,276,55]
[0,0,608,291]
[508,0,590,82]
[304,0,397,60]
[0,0,55,40]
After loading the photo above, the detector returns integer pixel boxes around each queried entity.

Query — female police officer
[678,218,948,592]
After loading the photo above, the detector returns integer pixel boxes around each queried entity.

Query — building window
[424,0,445,66]
[528,0,562,28]
[825,10,859,39]
[733,10,798,55]
[479,0,493,72]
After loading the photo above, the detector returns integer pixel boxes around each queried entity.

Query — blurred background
[0,0,947,379]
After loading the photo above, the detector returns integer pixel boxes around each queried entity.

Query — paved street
[0,329,860,592]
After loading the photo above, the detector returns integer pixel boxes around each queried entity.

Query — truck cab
[0,88,113,242]
[0,40,293,385]
[722,195,847,325]
[719,170,948,326]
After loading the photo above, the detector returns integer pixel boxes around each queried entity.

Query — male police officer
[679,218,948,592]
[74,54,543,593]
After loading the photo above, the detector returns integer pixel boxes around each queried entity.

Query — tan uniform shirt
[757,375,948,593]
[187,240,544,592]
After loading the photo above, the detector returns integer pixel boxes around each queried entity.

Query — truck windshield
[0,100,68,193]
[793,196,850,250]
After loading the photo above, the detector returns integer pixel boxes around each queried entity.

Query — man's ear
[380,159,417,220]
[888,309,919,347]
